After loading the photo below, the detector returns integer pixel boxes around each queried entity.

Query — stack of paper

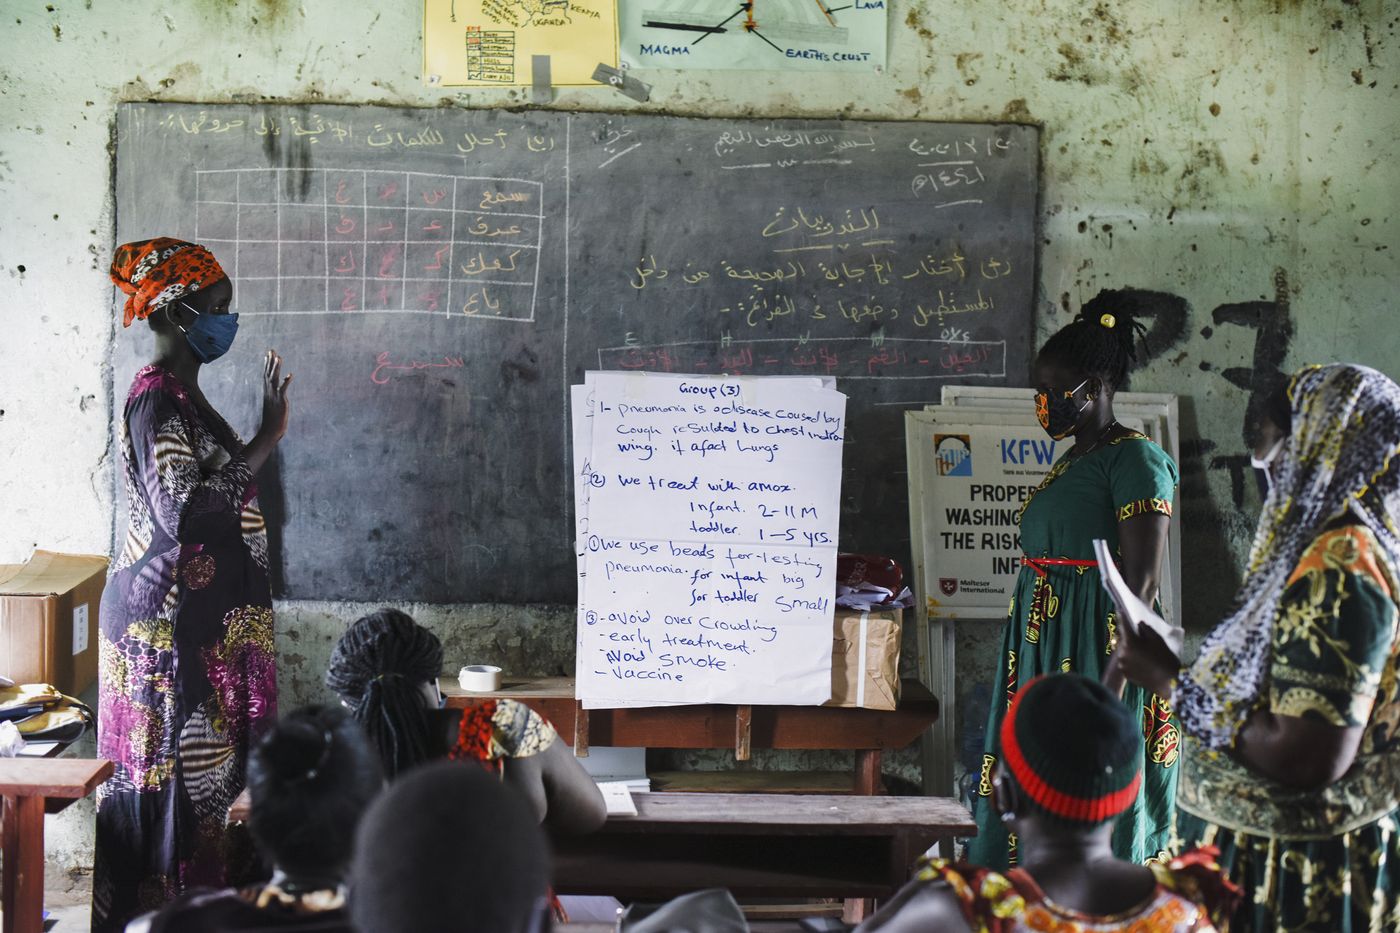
[836,583,914,611]
[596,781,639,817]
[16,741,60,758]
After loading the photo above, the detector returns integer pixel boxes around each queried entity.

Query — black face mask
[1035,378,1090,440]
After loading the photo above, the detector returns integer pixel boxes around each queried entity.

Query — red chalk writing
[371,351,466,385]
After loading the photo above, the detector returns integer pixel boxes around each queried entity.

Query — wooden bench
[0,758,113,933]
[550,792,972,906]
[443,676,947,922]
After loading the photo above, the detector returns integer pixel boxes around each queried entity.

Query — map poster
[620,0,888,72]
[424,0,620,87]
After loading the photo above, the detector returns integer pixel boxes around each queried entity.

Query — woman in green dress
[967,296,1179,869]
[1113,363,1400,931]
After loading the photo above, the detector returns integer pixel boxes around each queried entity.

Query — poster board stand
[906,409,1036,795]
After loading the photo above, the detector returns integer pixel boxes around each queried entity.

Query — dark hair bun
[1078,291,1144,351]
[1038,289,1149,390]
[255,708,339,785]
[246,704,383,879]
[1078,305,1129,333]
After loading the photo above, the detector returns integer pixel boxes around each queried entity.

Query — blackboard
[112,103,1039,603]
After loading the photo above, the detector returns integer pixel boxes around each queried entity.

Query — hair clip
[1099,313,1117,329]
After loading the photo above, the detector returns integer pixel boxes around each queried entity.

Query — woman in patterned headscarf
[1113,363,1400,930]
[94,238,292,931]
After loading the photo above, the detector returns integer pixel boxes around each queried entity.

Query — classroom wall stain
[2,0,1395,866]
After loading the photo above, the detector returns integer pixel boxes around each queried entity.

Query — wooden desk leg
[573,700,590,757]
[846,829,917,926]
[735,706,752,762]
[842,898,875,924]
[2,793,45,933]
[854,749,882,794]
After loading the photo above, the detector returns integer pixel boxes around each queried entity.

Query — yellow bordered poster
[424,0,619,87]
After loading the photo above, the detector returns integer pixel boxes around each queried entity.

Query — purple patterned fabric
[93,365,277,931]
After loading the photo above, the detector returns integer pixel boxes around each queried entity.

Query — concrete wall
[3,0,1396,868]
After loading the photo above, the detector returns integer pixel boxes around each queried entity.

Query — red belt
[1022,557,1098,577]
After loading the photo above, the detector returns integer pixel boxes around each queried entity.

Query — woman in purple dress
[94,238,292,931]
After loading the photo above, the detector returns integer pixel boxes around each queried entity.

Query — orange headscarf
[110,237,227,328]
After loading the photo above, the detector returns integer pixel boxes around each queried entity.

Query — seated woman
[127,705,381,932]
[325,607,607,833]
[859,674,1236,933]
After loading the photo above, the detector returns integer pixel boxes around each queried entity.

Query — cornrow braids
[325,608,444,779]
[1037,289,1149,391]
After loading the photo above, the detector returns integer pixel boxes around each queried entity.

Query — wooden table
[0,758,112,933]
[440,677,938,795]
[550,792,973,901]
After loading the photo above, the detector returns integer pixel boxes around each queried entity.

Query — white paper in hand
[1092,539,1184,656]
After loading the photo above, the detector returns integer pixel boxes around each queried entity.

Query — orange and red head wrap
[110,237,227,328]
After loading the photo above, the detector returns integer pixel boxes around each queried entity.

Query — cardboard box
[825,608,902,711]
[0,551,108,695]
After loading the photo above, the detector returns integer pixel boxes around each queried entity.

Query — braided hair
[325,608,444,779]
[1037,290,1149,392]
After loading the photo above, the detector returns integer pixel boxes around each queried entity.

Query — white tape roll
[458,665,503,692]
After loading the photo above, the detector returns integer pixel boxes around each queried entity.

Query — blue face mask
[177,301,239,363]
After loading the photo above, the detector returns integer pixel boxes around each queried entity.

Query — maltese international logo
[934,434,973,477]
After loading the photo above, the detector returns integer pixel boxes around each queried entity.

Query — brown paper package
[825,608,902,710]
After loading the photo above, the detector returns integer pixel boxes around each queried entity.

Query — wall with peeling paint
[2,0,1395,869]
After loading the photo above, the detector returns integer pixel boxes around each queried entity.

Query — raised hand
[260,349,293,440]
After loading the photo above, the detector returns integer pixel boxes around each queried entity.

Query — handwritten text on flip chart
[574,373,846,705]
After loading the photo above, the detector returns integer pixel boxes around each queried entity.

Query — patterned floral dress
[1174,525,1400,931]
[94,365,277,932]
[907,854,1231,932]
[968,434,1179,869]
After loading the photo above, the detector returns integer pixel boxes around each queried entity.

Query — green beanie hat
[1000,673,1143,824]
